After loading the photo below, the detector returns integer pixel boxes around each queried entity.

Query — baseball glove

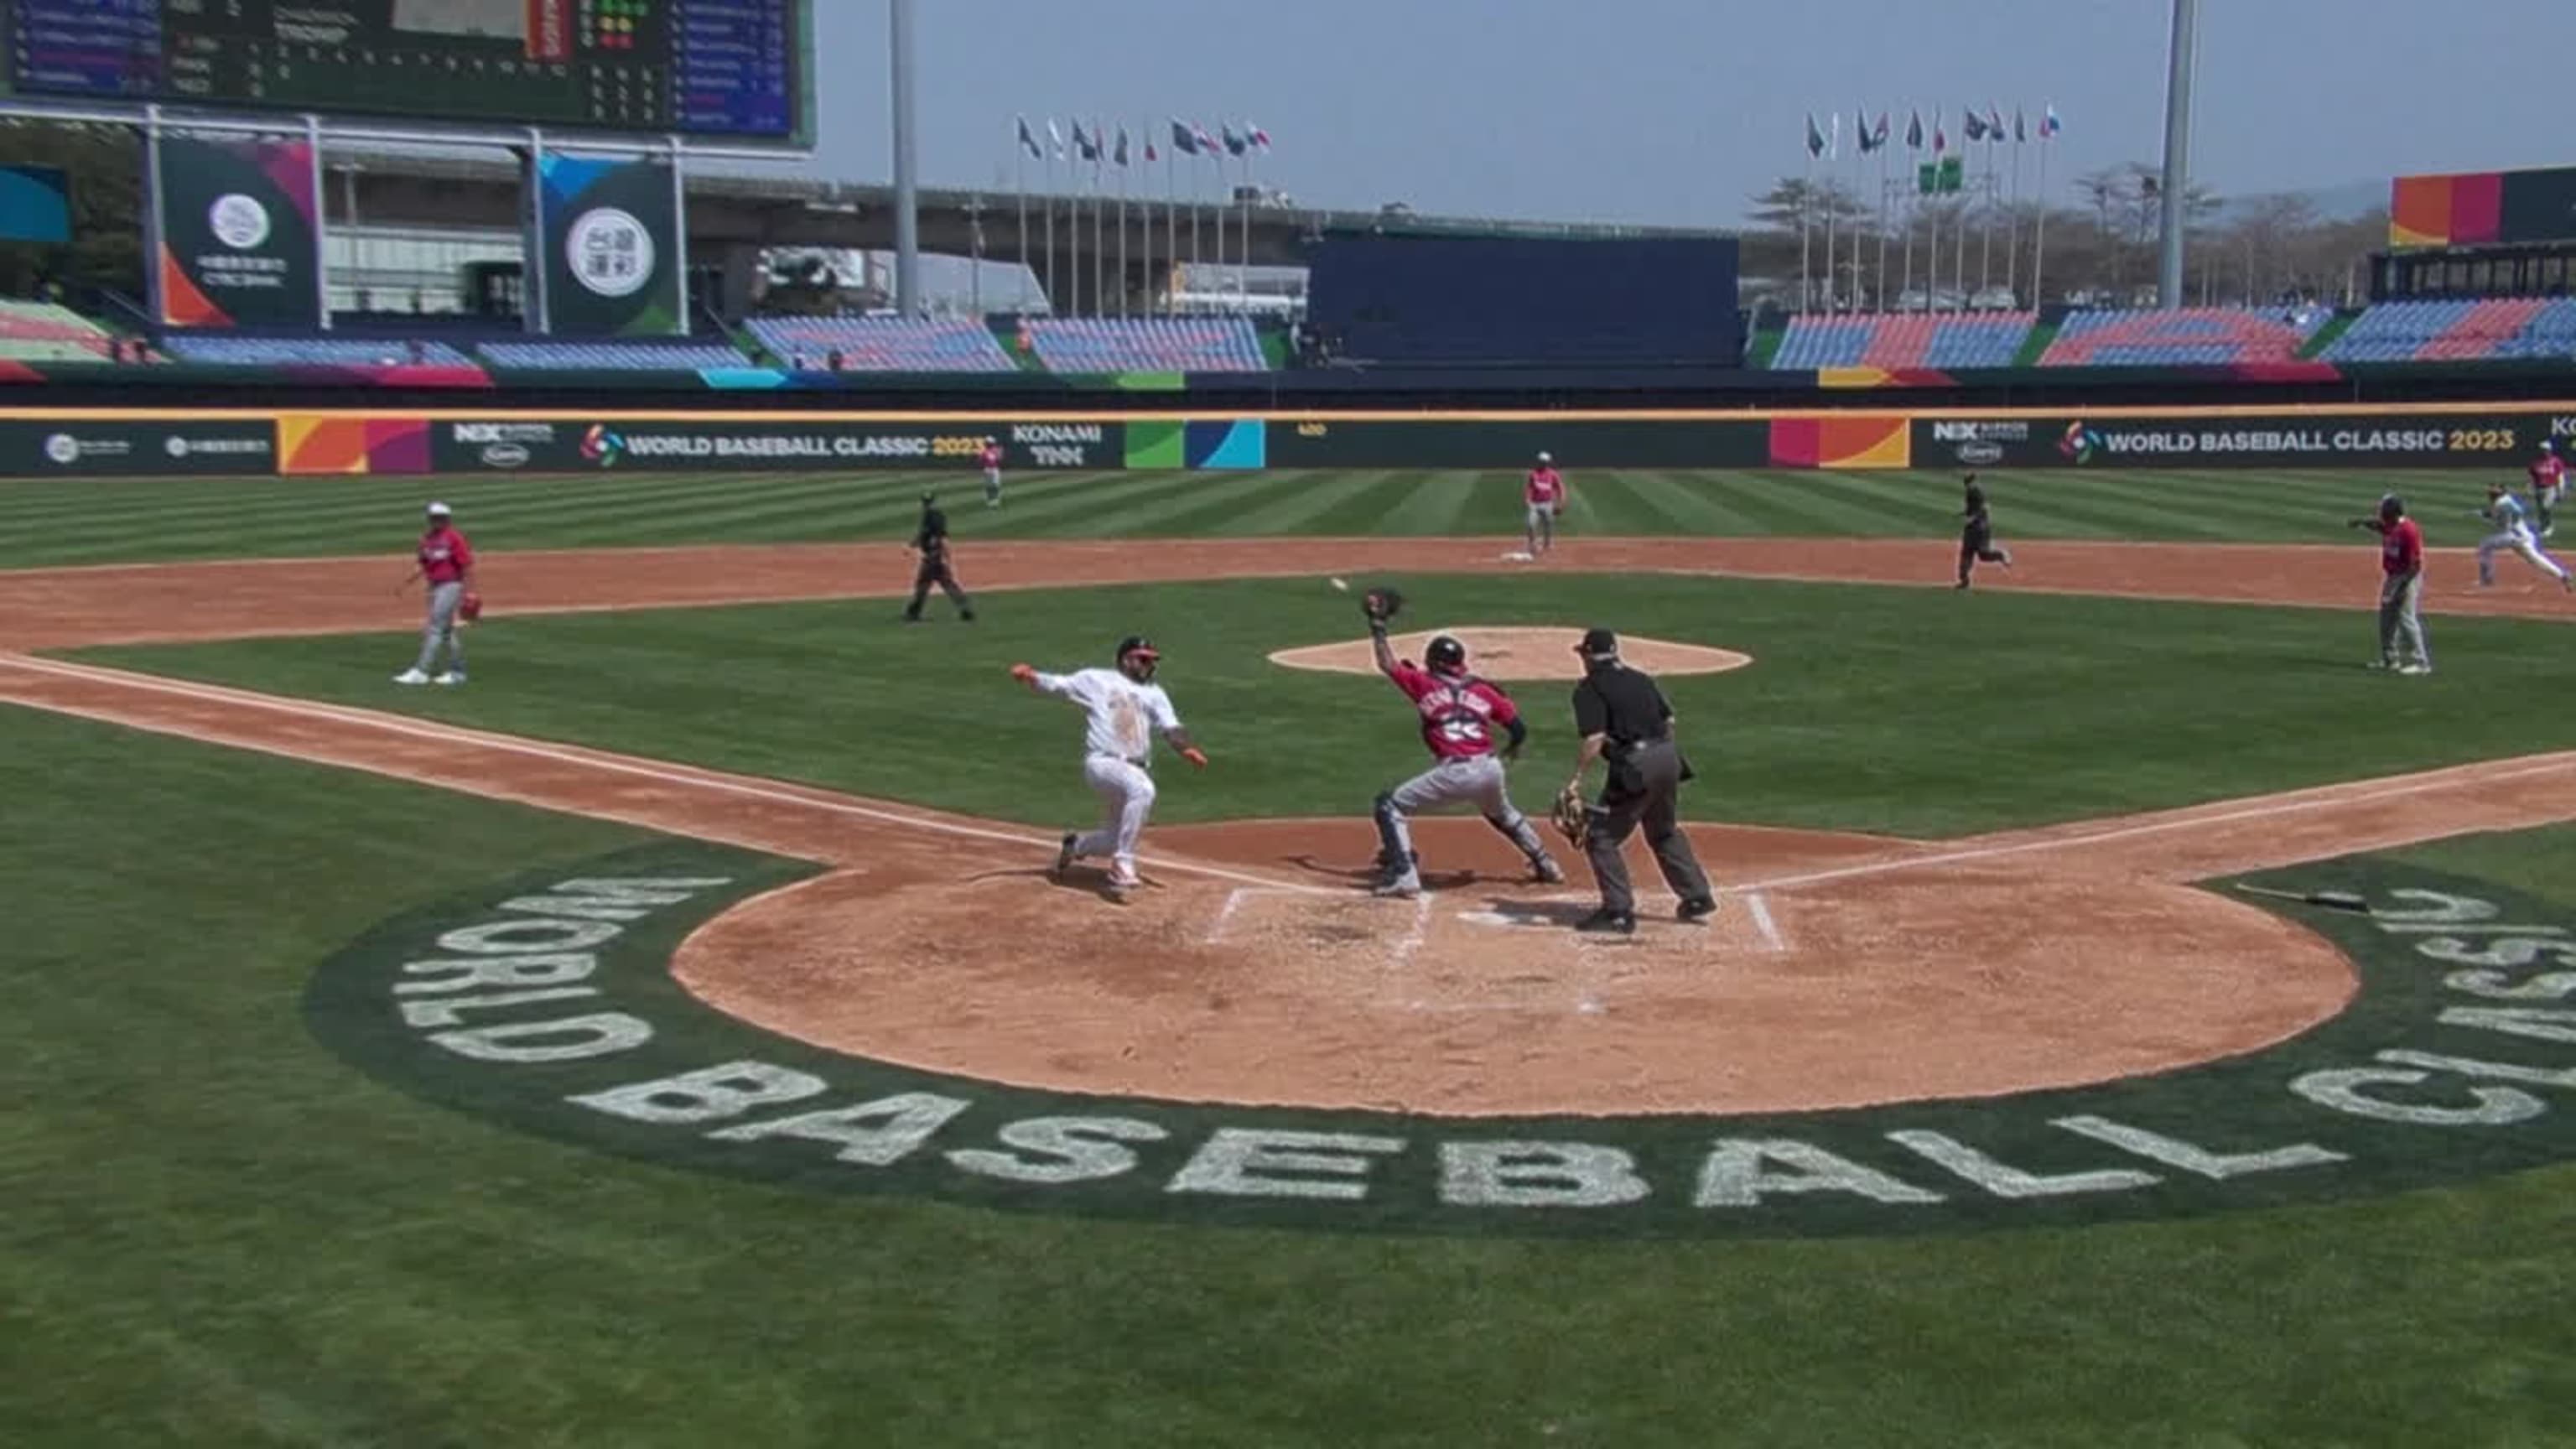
[1550,782,1589,849]
[458,590,485,624]
[1361,586,1405,626]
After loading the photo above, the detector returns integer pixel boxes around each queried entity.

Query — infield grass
[0,465,2526,566]
[4,700,2574,1447]
[75,573,2576,839]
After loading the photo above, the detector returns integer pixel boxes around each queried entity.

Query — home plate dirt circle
[673,818,2359,1119]
[1267,626,1752,679]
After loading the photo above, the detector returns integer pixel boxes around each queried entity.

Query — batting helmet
[1426,635,1467,674]
[2380,493,2406,520]
[1115,634,1161,680]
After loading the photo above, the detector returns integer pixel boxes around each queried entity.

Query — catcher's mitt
[1361,585,1405,626]
[458,590,484,623]
[1550,782,1589,849]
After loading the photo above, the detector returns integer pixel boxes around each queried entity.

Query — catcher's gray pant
[1374,755,1552,890]
[2376,571,2429,668]
[413,581,466,675]
[1525,502,1557,553]
[1585,739,1713,917]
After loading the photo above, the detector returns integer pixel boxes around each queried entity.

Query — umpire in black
[1562,627,1716,934]
[901,492,975,623]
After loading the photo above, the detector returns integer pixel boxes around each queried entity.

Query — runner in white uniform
[2476,482,2574,591]
[1013,635,1206,896]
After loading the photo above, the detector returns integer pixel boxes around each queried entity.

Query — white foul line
[1389,892,1433,968]
[1205,886,1252,944]
[0,654,1342,899]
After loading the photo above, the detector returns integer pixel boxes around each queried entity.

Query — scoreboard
[3,0,811,143]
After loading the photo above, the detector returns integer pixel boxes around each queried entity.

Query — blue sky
[801,0,2573,226]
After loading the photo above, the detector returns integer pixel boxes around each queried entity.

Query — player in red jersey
[2529,439,2566,538]
[1523,451,1567,558]
[395,501,475,686]
[980,437,1005,508]
[1365,626,1563,897]
[2349,492,2431,674]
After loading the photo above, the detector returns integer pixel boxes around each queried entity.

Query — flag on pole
[1221,122,1248,158]
[1962,108,1987,143]
[1046,118,1066,158]
[1804,112,1826,158]
[1168,118,1198,156]
[1016,116,1043,158]
[1114,125,1130,166]
[1192,121,1219,157]
[1072,120,1099,162]
[1247,122,1272,153]
[1145,132,1160,162]
[1856,106,1876,153]
[1986,103,2005,140]
[1933,117,1950,153]
[1905,109,1924,151]
[1872,112,1890,152]
[2041,103,2063,138]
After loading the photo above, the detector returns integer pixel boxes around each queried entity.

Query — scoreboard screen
[3,0,811,143]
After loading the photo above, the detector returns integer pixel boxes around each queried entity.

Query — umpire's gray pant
[2377,570,2428,667]
[1585,739,1712,916]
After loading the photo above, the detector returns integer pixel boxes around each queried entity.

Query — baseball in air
[1330,577,1350,592]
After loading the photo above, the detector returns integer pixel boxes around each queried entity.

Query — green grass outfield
[76,574,2576,838]
[7,701,2576,1448]
[0,464,2530,566]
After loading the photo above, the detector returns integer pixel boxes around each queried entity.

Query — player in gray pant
[1366,629,1562,896]
[2351,492,2431,675]
[395,501,474,686]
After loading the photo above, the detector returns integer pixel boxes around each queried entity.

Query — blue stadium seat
[745,315,1015,372]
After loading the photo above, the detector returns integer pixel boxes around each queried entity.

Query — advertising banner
[1913,413,2571,470]
[0,418,275,475]
[1265,418,1770,470]
[532,153,686,337]
[148,135,324,330]
[0,165,70,243]
[428,418,1124,473]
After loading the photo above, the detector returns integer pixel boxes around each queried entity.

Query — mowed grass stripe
[1141,469,1400,537]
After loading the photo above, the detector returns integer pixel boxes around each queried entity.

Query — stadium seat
[2319,297,2576,362]
[166,335,475,367]
[477,340,755,371]
[1768,313,2033,370]
[2038,307,2327,366]
[745,315,1015,372]
[1026,317,1267,372]
[0,299,121,361]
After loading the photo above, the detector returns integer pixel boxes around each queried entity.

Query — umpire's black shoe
[1676,896,1718,924]
[1574,908,1636,936]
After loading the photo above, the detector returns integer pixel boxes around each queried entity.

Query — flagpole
[1117,135,1130,318]
[1015,122,1030,313]
[1876,133,1890,314]
[1823,114,1838,314]
[2007,119,2023,302]
[1800,132,1814,313]
[1091,126,1104,319]
[2033,117,2052,310]
[1977,134,1993,297]
[1163,129,1176,316]
[1044,135,1057,313]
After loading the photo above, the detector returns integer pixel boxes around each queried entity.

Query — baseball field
[8,462,2576,1446]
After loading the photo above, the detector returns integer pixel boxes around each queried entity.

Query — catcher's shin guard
[1373,792,1415,877]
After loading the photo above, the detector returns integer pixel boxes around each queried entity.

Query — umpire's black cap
[1576,626,1619,660]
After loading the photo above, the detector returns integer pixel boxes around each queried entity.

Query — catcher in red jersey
[1359,589,1564,897]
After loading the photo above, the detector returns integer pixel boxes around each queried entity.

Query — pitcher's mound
[1270,626,1752,681]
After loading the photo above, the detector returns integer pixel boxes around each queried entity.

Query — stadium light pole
[2156,0,2199,310]
[890,0,922,315]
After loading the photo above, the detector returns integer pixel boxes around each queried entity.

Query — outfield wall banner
[0,165,71,243]
[0,418,275,475]
[533,153,685,338]
[427,418,1123,473]
[1913,413,2573,470]
[1265,418,1771,470]
[148,135,324,330]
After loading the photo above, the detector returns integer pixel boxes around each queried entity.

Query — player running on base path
[1524,452,1567,558]
[2350,493,2432,674]
[1366,626,1563,899]
[1014,636,1207,897]
[980,437,1005,508]
[1956,473,2013,589]
[902,493,975,622]
[2476,480,2574,591]
[394,501,474,686]
[2530,439,2566,538]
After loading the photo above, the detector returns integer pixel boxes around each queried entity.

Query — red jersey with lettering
[2531,456,2566,491]
[980,444,1003,471]
[1389,662,1517,761]
[418,525,474,584]
[2380,517,2423,576]
[1525,467,1565,506]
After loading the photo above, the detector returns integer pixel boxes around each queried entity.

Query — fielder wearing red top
[396,501,475,686]
[2529,442,2567,536]
[1365,628,1562,896]
[2351,493,2431,675]
[979,439,1005,508]
[1522,451,1566,558]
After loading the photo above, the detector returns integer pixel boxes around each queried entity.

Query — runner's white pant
[1074,754,1156,878]
[2478,523,2568,584]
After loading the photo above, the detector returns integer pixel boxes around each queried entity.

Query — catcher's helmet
[1115,634,1161,679]
[2380,493,2405,519]
[1426,635,1467,674]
